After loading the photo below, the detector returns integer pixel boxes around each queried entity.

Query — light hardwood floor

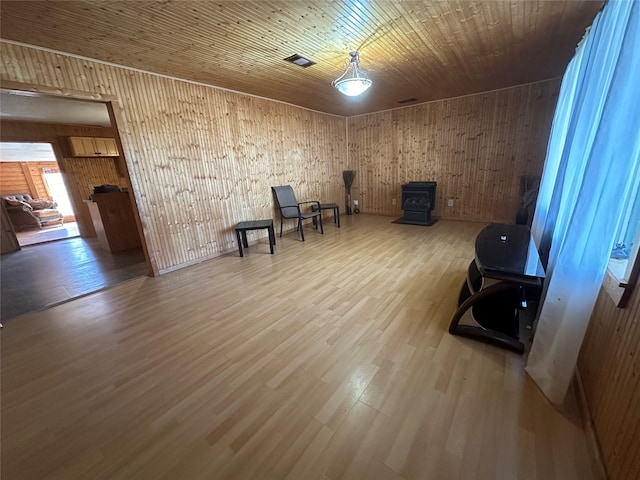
[1,215,603,480]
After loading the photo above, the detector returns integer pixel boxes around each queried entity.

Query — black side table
[235,219,275,257]
[312,203,340,227]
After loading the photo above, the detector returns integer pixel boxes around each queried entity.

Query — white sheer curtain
[526,0,640,405]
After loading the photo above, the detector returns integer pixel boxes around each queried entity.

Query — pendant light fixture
[332,51,372,97]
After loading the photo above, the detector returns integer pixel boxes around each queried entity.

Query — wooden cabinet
[69,137,119,157]
[84,192,141,252]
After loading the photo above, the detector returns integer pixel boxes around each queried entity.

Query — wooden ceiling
[0,1,602,117]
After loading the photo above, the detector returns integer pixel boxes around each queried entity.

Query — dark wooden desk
[235,219,275,257]
[448,223,545,353]
[84,192,141,253]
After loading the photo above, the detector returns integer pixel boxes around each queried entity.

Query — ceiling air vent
[398,98,419,104]
[284,54,316,68]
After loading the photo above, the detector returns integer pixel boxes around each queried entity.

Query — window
[43,170,74,217]
[605,185,640,307]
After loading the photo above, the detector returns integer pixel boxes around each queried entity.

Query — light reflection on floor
[15,222,80,246]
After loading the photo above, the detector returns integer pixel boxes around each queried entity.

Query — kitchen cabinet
[68,137,119,157]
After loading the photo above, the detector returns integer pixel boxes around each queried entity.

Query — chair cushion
[5,194,34,203]
[28,199,57,210]
[3,194,57,210]
[3,197,32,210]
[32,209,61,219]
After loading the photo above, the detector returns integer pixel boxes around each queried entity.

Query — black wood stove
[399,181,437,226]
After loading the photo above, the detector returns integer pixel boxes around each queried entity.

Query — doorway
[0,141,80,247]
[0,89,152,322]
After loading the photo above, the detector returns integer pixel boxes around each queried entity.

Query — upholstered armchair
[3,194,64,230]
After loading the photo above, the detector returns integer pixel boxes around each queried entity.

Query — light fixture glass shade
[332,51,372,96]
[334,78,373,96]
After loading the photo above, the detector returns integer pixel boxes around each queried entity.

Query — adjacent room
[0,97,150,319]
[1,1,638,479]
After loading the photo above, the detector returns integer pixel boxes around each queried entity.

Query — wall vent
[398,98,419,104]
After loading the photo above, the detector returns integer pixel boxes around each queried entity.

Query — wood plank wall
[56,157,123,236]
[1,160,62,198]
[0,121,122,237]
[578,286,640,480]
[0,162,34,195]
[0,43,347,273]
[347,80,560,222]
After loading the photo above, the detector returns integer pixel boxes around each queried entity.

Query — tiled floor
[1,236,148,322]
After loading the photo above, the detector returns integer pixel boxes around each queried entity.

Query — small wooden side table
[235,219,275,257]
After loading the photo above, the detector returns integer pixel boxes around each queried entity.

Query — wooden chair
[272,185,323,241]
